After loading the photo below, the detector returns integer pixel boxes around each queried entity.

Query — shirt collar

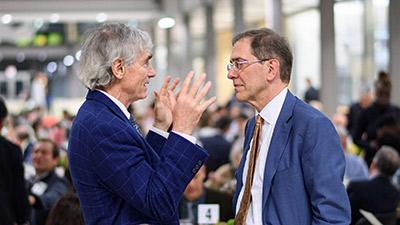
[96,89,131,119]
[257,88,288,125]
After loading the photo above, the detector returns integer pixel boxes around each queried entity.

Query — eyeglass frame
[226,58,272,72]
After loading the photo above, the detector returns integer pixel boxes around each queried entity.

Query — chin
[235,93,246,102]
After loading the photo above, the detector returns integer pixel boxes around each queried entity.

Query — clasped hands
[153,71,216,135]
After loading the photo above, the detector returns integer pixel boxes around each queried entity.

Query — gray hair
[374,145,400,177]
[78,23,153,89]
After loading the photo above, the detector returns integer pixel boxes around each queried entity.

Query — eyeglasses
[226,58,271,72]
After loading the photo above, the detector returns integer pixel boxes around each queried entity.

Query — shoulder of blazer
[85,90,129,123]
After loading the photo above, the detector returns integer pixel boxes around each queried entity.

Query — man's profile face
[227,38,269,106]
[120,51,156,102]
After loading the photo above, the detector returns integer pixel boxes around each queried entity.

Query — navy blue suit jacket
[233,91,351,225]
[68,90,208,225]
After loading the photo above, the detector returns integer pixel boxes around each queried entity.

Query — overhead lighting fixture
[96,13,108,23]
[50,13,60,23]
[75,50,82,61]
[34,18,44,29]
[63,55,74,67]
[158,17,176,29]
[47,61,58,73]
[5,65,17,79]
[16,52,26,63]
[1,14,12,24]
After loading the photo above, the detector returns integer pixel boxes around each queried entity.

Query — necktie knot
[255,115,263,126]
[129,115,143,136]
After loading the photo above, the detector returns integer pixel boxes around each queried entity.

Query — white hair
[78,23,153,89]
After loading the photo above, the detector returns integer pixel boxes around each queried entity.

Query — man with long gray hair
[68,23,216,225]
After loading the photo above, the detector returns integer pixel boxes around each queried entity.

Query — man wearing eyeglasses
[228,28,350,225]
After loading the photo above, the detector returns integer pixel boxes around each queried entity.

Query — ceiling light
[1,14,12,24]
[158,17,175,29]
[96,13,108,23]
[63,55,74,67]
[75,50,82,61]
[47,61,58,73]
[50,13,60,23]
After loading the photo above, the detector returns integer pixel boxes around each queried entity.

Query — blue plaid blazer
[68,90,208,225]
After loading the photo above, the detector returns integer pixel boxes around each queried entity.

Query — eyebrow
[230,57,246,62]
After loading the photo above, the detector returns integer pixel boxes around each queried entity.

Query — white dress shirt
[235,88,287,225]
[96,89,196,144]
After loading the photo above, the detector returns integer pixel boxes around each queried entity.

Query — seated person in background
[335,126,369,187]
[347,146,400,225]
[179,166,234,224]
[205,134,244,194]
[27,139,68,225]
[45,192,84,225]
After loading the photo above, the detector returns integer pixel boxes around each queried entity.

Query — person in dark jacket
[27,139,68,225]
[0,97,30,225]
[347,146,400,225]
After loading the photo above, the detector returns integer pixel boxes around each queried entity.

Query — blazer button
[198,160,202,164]
[192,168,197,173]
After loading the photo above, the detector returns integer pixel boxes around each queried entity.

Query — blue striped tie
[129,115,143,136]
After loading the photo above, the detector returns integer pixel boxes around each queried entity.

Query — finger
[154,91,160,100]
[189,73,206,97]
[180,71,195,95]
[200,96,217,111]
[194,81,212,102]
[160,76,172,95]
[169,78,180,92]
[167,90,177,107]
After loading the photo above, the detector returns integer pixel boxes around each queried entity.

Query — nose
[227,69,238,80]
[148,65,156,78]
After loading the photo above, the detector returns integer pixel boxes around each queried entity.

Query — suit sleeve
[145,130,167,155]
[11,144,30,224]
[301,116,351,225]
[90,125,208,222]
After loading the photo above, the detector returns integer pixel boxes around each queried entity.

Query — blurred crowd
[1,70,400,225]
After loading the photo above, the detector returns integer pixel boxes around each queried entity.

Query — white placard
[198,204,220,224]
[359,209,383,225]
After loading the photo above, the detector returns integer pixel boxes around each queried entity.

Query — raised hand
[153,76,180,131]
[169,71,217,135]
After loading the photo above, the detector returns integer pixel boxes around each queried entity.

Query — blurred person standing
[0,97,30,225]
[352,71,400,166]
[304,78,319,103]
[227,28,350,225]
[27,139,68,225]
[346,85,372,135]
[68,23,216,225]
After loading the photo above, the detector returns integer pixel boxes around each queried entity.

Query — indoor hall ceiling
[0,0,162,22]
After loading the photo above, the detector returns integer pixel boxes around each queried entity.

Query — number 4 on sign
[198,204,220,224]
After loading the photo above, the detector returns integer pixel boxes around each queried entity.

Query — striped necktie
[234,115,263,225]
[129,115,143,136]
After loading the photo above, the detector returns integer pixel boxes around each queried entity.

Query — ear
[265,59,280,82]
[111,58,125,80]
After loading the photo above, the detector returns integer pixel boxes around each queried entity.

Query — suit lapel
[262,91,295,207]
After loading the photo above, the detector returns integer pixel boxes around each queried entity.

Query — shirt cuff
[149,126,169,139]
[171,131,197,144]
[149,126,197,144]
